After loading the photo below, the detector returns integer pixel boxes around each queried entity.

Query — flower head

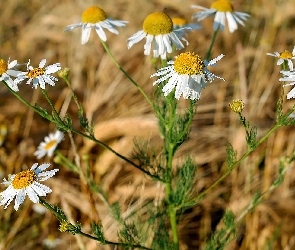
[0,59,21,91]
[279,70,295,99]
[127,12,189,59]
[151,52,225,100]
[65,6,128,44]
[229,99,245,113]
[34,130,64,159]
[14,59,61,89]
[192,0,250,33]
[267,46,295,71]
[0,163,58,211]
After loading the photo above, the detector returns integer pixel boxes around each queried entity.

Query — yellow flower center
[174,52,205,75]
[82,6,107,23]
[26,67,45,78]
[44,140,57,150]
[229,99,245,113]
[12,170,37,189]
[280,50,293,59]
[143,12,173,35]
[172,17,188,27]
[211,0,234,12]
[59,221,72,233]
[0,59,8,75]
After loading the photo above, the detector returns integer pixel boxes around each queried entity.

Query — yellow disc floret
[211,0,234,12]
[59,221,72,233]
[143,12,173,35]
[82,6,107,23]
[172,17,188,27]
[229,99,245,113]
[26,67,45,78]
[280,50,293,59]
[12,170,37,189]
[0,59,8,75]
[44,140,57,150]
[174,52,205,75]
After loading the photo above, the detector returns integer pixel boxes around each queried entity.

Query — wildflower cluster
[2,1,294,250]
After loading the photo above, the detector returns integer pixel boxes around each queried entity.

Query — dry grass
[1,0,295,249]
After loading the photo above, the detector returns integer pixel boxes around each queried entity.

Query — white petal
[81,25,92,45]
[39,59,46,68]
[127,30,146,49]
[94,25,107,41]
[14,189,26,210]
[65,23,83,31]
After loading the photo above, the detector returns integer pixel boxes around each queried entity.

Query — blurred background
[1,0,295,249]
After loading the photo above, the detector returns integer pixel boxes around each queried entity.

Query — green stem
[165,144,179,249]
[189,122,282,205]
[4,83,163,181]
[40,88,65,125]
[62,75,81,110]
[164,97,179,248]
[205,28,219,61]
[78,231,152,250]
[39,198,151,250]
[71,128,164,182]
[100,40,154,109]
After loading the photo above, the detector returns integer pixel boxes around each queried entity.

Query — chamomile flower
[267,46,295,71]
[65,6,128,44]
[0,59,21,91]
[14,59,61,89]
[151,52,224,100]
[0,163,58,211]
[34,130,64,159]
[127,12,189,59]
[192,0,250,33]
[279,70,295,99]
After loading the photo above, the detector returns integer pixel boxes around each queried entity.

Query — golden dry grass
[1,0,295,249]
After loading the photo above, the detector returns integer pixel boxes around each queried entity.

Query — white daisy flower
[0,163,58,211]
[127,12,189,59]
[0,58,22,91]
[65,6,128,44]
[151,52,224,100]
[279,70,295,99]
[14,59,61,89]
[34,130,64,159]
[267,46,295,71]
[192,0,250,33]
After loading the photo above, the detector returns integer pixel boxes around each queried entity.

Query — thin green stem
[62,75,81,109]
[4,84,163,181]
[55,150,79,173]
[100,40,154,109]
[164,98,179,248]
[165,144,179,249]
[78,231,152,250]
[40,88,64,124]
[71,128,164,182]
[205,28,219,61]
[39,198,151,250]
[189,122,282,205]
